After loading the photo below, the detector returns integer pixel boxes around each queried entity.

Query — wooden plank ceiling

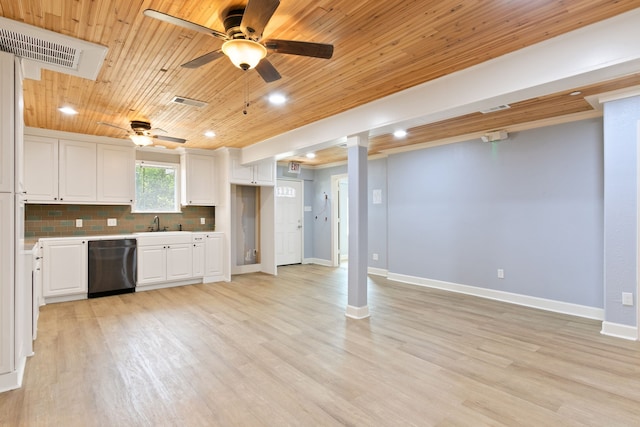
[1,0,639,165]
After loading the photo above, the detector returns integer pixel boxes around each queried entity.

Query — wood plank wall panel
[0,0,638,157]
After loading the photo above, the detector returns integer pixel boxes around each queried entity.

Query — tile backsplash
[25,204,215,243]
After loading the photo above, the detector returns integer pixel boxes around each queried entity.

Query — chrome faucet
[153,216,160,232]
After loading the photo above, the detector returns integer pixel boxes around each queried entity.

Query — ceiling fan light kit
[221,39,267,70]
[130,134,153,147]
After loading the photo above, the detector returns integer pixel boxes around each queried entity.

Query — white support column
[345,133,370,319]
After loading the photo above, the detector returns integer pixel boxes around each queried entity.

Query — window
[134,161,180,213]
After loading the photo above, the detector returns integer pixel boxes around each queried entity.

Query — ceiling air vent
[0,16,107,81]
[480,104,511,114]
[0,28,80,69]
[170,96,208,108]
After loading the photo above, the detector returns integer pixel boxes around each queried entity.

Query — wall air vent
[480,104,511,114]
[0,16,107,81]
[170,96,208,108]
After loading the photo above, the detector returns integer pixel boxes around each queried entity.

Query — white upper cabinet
[97,144,134,204]
[24,136,58,201]
[0,51,14,193]
[58,139,96,202]
[24,134,134,205]
[228,149,275,186]
[181,152,217,206]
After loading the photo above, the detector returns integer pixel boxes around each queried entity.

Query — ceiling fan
[143,0,334,82]
[97,120,187,146]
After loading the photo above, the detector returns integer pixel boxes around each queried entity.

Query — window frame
[133,160,182,214]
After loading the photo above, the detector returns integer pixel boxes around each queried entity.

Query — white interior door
[275,180,303,266]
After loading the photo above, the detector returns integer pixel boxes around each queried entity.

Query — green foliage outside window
[134,162,179,212]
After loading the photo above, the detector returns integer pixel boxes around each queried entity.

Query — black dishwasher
[88,239,137,298]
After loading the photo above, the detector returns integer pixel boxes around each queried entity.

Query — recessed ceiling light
[268,93,287,105]
[306,152,316,159]
[58,106,78,115]
[393,129,407,138]
[569,91,582,96]
[204,130,215,137]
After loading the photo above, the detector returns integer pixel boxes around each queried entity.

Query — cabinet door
[24,136,58,201]
[229,155,255,185]
[137,245,166,285]
[192,242,204,277]
[166,244,193,281]
[43,239,87,297]
[97,144,134,204]
[0,194,13,374]
[0,51,14,193]
[182,154,217,205]
[204,234,223,277]
[59,140,96,202]
[253,159,275,186]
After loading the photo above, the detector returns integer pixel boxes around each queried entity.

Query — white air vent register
[0,16,108,81]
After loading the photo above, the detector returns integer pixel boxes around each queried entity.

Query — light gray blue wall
[387,119,604,308]
[368,158,388,269]
[603,96,640,326]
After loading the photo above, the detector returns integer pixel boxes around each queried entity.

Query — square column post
[346,133,370,319]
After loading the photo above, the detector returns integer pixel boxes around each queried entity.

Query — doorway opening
[331,174,348,267]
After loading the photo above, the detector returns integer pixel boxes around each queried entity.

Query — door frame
[276,178,304,266]
[331,173,348,267]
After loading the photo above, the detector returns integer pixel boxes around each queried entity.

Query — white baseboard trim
[387,272,604,320]
[0,354,26,393]
[346,304,370,319]
[601,321,638,340]
[303,258,333,267]
[367,267,388,277]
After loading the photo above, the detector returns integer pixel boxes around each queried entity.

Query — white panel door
[275,180,303,266]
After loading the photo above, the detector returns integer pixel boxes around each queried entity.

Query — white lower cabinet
[192,235,205,277]
[136,234,193,287]
[193,232,224,280]
[204,233,223,279]
[42,238,88,300]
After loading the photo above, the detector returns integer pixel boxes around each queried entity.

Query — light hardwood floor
[2,264,640,426]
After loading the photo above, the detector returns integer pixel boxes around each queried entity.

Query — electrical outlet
[75,219,83,228]
[107,218,117,226]
[622,292,634,306]
[372,253,379,261]
[200,218,205,225]
[497,269,504,279]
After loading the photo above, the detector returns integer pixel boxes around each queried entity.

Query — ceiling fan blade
[97,121,130,133]
[263,39,333,59]
[153,135,187,144]
[255,59,281,83]
[181,50,225,69]
[143,9,227,39]
[240,0,280,40]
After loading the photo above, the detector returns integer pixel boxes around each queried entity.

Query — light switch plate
[107,218,117,226]
[75,219,83,228]
[200,218,206,225]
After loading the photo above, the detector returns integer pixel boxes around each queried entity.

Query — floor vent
[0,16,107,81]
[480,104,511,114]
[170,96,208,108]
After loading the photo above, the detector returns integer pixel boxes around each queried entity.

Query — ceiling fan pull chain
[243,71,250,115]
